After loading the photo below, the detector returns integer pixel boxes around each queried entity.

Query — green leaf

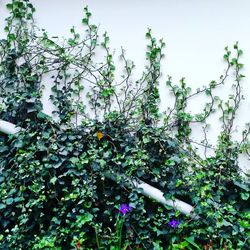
[6,198,14,205]
[82,18,89,25]
[50,177,57,185]
[185,237,201,249]
[0,146,8,153]
[0,204,6,210]
[70,157,79,164]
[7,33,15,41]
[68,38,76,46]
[241,192,249,200]
[6,4,13,10]
[76,213,93,226]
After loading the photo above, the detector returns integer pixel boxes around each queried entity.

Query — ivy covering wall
[0,0,249,249]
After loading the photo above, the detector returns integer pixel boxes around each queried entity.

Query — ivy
[0,0,250,249]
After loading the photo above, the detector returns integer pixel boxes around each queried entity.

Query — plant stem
[95,227,101,249]
[116,215,124,250]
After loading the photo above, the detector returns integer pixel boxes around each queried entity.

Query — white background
[1,0,250,171]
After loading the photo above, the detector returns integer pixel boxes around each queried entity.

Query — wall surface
[1,0,250,171]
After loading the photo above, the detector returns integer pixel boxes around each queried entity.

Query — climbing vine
[0,0,249,249]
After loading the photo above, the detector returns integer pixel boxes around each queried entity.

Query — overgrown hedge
[0,0,249,249]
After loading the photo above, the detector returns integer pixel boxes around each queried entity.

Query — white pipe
[0,118,198,218]
[0,119,22,134]
[105,172,198,218]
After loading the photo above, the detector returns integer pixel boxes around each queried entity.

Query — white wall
[1,0,250,171]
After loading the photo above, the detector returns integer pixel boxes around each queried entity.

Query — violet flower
[119,204,132,215]
[168,219,180,228]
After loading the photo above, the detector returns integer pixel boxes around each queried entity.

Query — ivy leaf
[82,18,89,25]
[0,146,8,153]
[6,198,14,205]
[50,177,57,185]
[76,213,93,227]
[185,237,201,249]
[241,192,249,200]
[70,157,79,164]
[0,204,6,210]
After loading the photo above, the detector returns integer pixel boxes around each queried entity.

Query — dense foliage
[0,0,249,249]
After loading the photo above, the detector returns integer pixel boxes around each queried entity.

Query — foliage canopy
[0,0,249,249]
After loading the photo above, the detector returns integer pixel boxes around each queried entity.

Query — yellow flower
[96,131,104,140]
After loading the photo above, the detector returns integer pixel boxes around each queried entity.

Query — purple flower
[168,219,180,228]
[119,204,132,215]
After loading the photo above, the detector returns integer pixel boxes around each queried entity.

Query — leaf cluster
[0,1,249,249]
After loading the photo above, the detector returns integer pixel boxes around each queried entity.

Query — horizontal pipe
[104,171,197,218]
[0,120,22,134]
[0,118,198,218]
